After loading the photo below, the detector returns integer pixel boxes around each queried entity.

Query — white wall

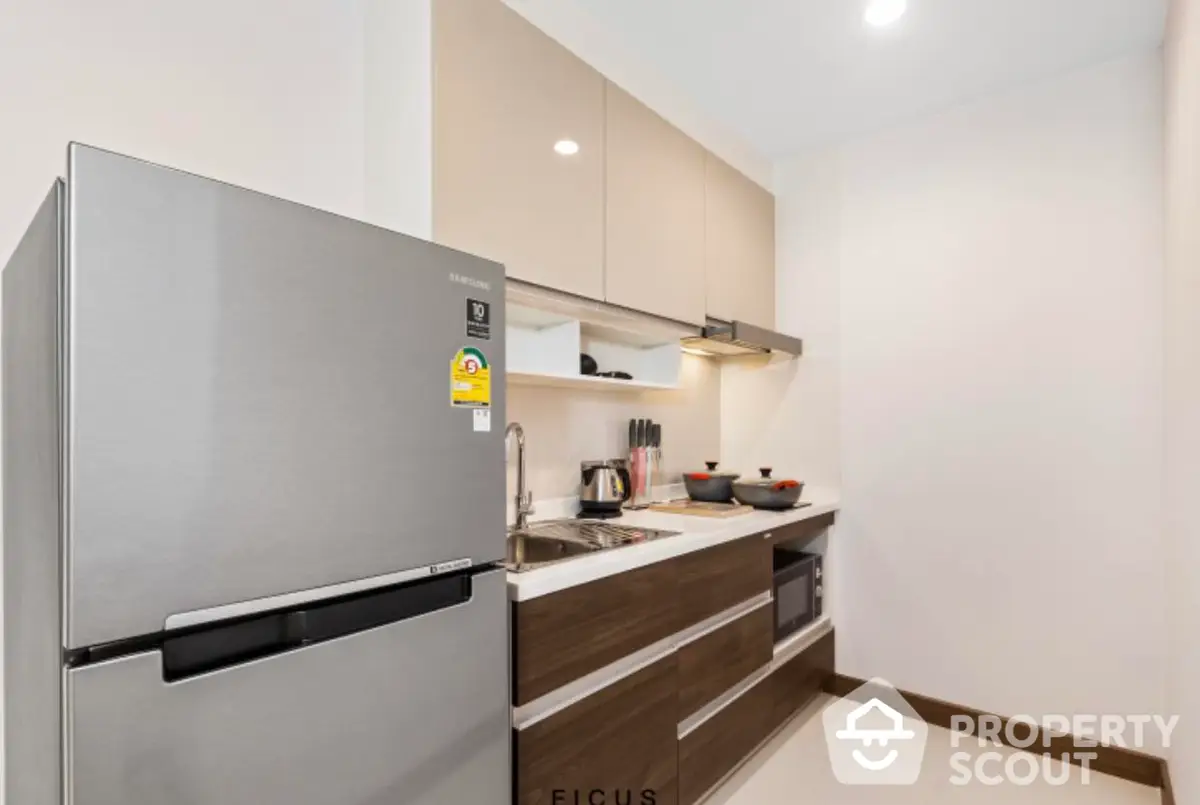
[1164,0,1200,795]
[754,53,1167,747]
[0,0,369,264]
[364,0,433,239]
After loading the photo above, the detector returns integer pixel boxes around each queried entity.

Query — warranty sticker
[451,346,491,408]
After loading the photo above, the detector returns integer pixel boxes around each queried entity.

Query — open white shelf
[506,302,684,391]
[507,371,680,392]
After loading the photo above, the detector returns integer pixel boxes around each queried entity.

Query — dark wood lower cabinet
[676,537,770,628]
[511,523,838,805]
[768,630,836,735]
[513,628,837,805]
[676,604,772,721]
[677,628,837,805]
[761,511,836,547]
[516,654,679,805]
[513,559,679,706]
[677,677,773,805]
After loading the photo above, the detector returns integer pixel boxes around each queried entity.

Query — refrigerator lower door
[65,569,509,805]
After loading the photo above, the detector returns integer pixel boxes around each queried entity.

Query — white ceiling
[561,0,1167,156]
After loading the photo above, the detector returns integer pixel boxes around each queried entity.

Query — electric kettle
[579,460,632,518]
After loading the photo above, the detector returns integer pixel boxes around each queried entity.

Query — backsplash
[505,354,721,501]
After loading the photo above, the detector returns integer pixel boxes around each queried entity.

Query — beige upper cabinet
[704,155,776,329]
[433,0,605,299]
[604,84,707,326]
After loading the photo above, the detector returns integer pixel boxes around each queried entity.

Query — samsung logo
[450,273,491,291]
[430,558,472,576]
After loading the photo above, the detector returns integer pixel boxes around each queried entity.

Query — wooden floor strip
[1160,759,1175,805]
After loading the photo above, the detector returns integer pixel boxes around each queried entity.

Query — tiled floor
[706,695,1162,805]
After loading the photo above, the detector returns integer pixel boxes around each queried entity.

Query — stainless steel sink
[506,533,599,569]
[504,519,680,572]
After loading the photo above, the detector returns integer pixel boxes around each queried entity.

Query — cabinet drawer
[677,603,773,720]
[513,559,678,705]
[769,629,836,735]
[759,512,836,548]
[676,537,770,629]
[517,654,679,805]
[678,676,773,805]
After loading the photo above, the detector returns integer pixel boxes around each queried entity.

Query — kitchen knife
[650,424,662,500]
[627,418,640,507]
[642,420,653,501]
[634,420,647,505]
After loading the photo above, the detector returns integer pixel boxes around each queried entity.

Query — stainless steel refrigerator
[3,144,510,805]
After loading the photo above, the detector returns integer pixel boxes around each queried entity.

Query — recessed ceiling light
[864,0,906,28]
[553,139,580,156]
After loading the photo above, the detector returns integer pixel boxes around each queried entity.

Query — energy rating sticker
[450,346,491,408]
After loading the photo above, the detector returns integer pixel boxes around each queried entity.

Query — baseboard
[1160,759,1174,805]
[825,673,1163,789]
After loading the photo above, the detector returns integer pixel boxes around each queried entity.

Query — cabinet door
[676,537,771,629]
[605,84,707,325]
[770,629,836,735]
[677,603,773,720]
[513,559,679,706]
[517,654,679,805]
[434,0,605,299]
[678,676,773,805]
[704,155,776,329]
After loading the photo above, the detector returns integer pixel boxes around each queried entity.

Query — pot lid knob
[705,461,719,471]
[759,467,773,478]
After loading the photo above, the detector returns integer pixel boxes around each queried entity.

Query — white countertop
[507,486,840,601]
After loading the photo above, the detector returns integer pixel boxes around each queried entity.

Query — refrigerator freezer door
[65,568,509,805]
[65,145,507,649]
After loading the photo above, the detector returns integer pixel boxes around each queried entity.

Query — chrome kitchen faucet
[505,422,535,531]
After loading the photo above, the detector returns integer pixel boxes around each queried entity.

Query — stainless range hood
[680,319,804,358]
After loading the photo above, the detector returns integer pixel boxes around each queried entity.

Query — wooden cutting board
[647,500,753,518]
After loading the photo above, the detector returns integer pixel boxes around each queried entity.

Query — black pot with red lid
[731,468,805,511]
[682,461,739,503]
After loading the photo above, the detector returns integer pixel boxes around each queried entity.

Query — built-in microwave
[772,548,823,642]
